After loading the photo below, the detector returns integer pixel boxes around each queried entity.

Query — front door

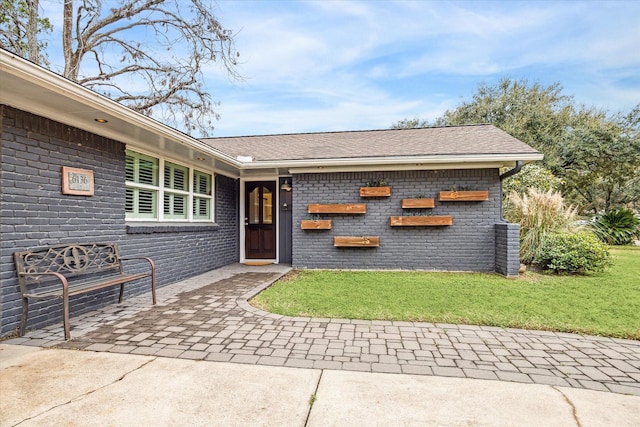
[245,181,276,259]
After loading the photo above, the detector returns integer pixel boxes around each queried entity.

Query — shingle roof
[201,124,540,162]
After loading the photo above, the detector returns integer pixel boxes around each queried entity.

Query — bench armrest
[18,272,70,293]
[119,256,156,305]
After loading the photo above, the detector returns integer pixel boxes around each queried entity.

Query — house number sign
[61,166,95,196]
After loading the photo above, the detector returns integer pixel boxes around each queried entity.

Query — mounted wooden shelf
[401,198,435,209]
[308,204,366,214]
[334,236,380,247]
[389,215,453,227]
[359,186,391,198]
[300,219,332,230]
[438,191,489,202]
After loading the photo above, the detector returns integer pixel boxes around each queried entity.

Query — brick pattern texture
[292,170,518,273]
[495,222,521,276]
[0,106,239,336]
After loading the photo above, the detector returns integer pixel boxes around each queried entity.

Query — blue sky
[41,1,640,137]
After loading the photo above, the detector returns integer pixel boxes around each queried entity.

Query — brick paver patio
[6,264,640,396]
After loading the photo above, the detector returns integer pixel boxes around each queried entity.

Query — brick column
[495,222,520,277]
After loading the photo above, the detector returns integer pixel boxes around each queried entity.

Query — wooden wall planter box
[308,204,366,214]
[438,191,489,201]
[401,198,435,209]
[389,215,453,227]
[359,186,391,197]
[300,219,332,230]
[334,236,380,247]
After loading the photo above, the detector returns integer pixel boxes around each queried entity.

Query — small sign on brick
[62,166,94,196]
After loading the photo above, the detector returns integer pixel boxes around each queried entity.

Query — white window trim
[125,148,215,223]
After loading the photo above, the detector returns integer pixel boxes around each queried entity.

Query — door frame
[240,176,280,264]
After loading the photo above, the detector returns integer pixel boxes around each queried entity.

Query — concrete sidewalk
[2,344,639,426]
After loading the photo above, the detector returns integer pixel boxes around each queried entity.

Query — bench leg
[20,297,29,336]
[151,270,156,305]
[118,283,124,303]
[63,293,71,340]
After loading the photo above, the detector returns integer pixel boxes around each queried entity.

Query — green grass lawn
[251,247,640,340]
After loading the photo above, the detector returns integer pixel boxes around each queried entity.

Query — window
[164,162,189,220]
[126,151,158,219]
[125,149,214,222]
[193,171,212,220]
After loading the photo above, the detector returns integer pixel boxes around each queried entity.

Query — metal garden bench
[14,242,156,340]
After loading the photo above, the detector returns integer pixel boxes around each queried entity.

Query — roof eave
[239,153,544,174]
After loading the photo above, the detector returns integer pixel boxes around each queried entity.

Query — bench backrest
[14,243,122,279]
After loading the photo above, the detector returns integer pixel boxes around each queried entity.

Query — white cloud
[33,0,640,136]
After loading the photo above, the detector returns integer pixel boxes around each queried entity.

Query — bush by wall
[535,232,611,274]
[504,189,578,264]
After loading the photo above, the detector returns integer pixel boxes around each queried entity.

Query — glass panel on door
[262,187,272,224]
[249,187,260,224]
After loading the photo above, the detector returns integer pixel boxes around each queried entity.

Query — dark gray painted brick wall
[292,170,517,273]
[0,106,239,336]
[278,177,293,264]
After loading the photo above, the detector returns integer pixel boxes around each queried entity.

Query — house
[0,49,543,336]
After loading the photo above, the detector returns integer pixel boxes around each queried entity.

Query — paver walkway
[6,264,640,396]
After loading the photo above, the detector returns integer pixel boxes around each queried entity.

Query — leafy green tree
[393,77,640,213]
[0,0,52,66]
[502,164,562,196]
[558,106,640,213]
[436,78,575,170]
[390,117,431,129]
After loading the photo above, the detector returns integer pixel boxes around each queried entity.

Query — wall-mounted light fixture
[280,179,292,192]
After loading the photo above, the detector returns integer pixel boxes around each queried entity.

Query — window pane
[249,187,260,224]
[124,188,135,213]
[165,162,188,191]
[262,187,272,224]
[125,187,157,219]
[138,190,156,215]
[193,197,211,220]
[125,154,135,182]
[125,150,158,186]
[164,193,187,219]
[194,171,212,195]
[138,158,157,185]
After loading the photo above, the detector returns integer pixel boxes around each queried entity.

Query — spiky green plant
[504,189,578,264]
[592,209,640,245]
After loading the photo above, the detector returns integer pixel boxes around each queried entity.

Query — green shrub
[504,189,578,264]
[592,209,640,245]
[535,232,611,274]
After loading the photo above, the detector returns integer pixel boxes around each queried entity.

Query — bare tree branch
[61,0,242,134]
[5,0,241,135]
